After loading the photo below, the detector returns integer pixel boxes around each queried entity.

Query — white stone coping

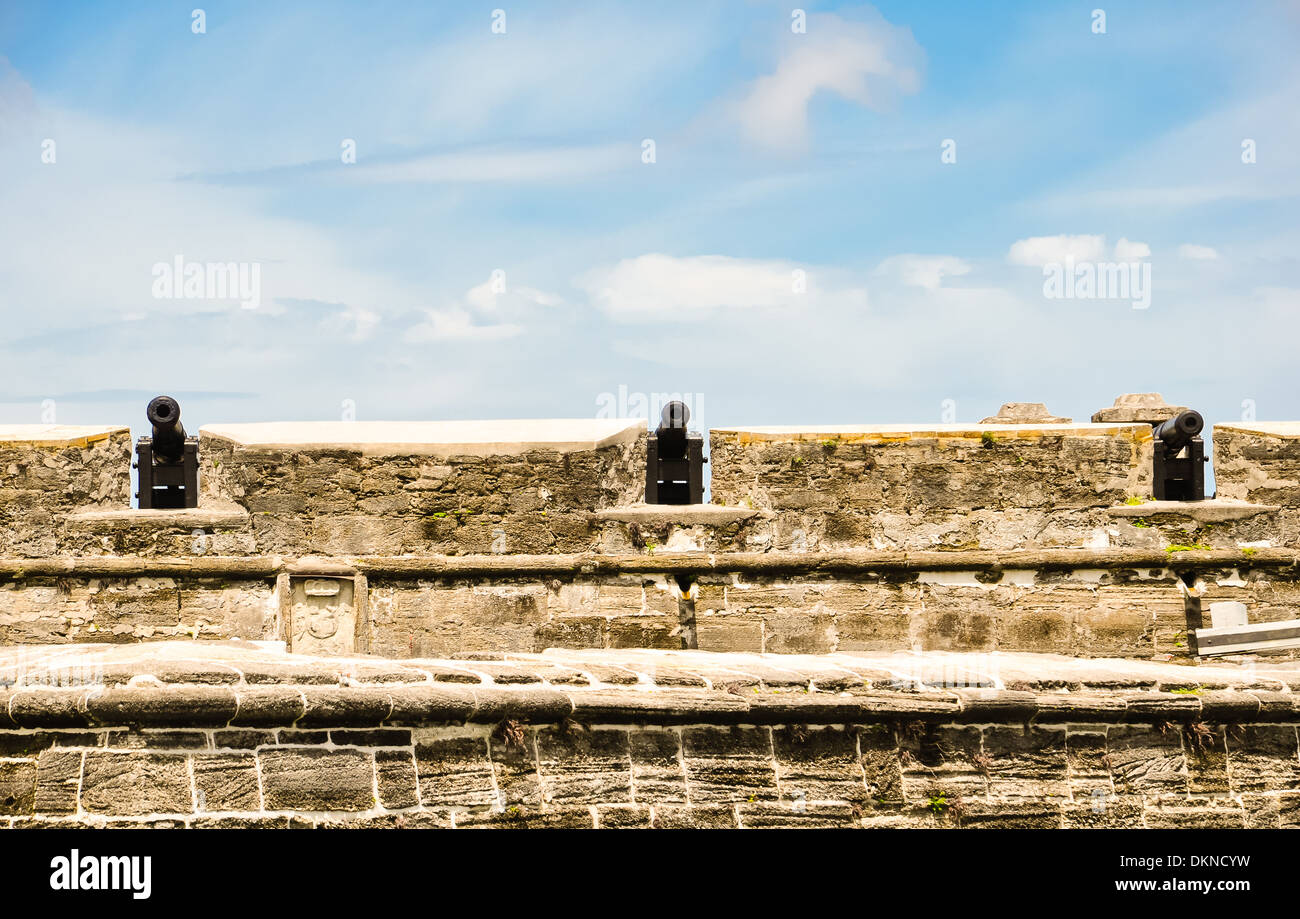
[1215,422,1300,439]
[710,422,1151,443]
[0,424,128,447]
[200,419,646,456]
[1107,498,1279,522]
[595,504,758,526]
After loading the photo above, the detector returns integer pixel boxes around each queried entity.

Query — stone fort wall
[0,408,1298,661]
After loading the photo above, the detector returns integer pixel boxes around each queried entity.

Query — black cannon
[135,395,198,508]
[645,401,704,505]
[1151,409,1207,501]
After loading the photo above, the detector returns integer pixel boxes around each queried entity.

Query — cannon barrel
[1152,410,1203,453]
[656,401,690,458]
[146,395,187,464]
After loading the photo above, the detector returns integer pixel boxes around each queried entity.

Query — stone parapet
[0,425,132,557]
[709,422,1154,551]
[1214,422,1300,507]
[195,419,648,556]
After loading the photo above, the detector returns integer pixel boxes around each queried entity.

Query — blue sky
[1,1,1297,442]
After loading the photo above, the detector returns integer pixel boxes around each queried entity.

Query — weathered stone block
[695,616,763,653]
[414,734,496,809]
[682,726,777,803]
[737,802,860,828]
[81,751,191,815]
[0,761,36,815]
[629,729,686,804]
[1106,726,1186,795]
[859,724,903,803]
[899,724,986,800]
[762,611,836,654]
[577,801,644,828]
[982,725,1067,798]
[535,726,631,806]
[1062,799,1143,828]
[1143,800,1245,829]
[1065,730,1110,797]
[1227,724,1300,791]
[193,753,260,811]
[33,749,82,815]
[651,804,736,828]
[489,729,542,809]
[375,749,420,809]
[259,748,374,811]
[773,726,866,804]
[1184,725,1228,793]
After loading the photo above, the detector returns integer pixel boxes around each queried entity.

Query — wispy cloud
[334,143,636,186]
[1178,243,1220,260]
[729,8,923,153]
[874,255,971,290]
[577,253,860,321]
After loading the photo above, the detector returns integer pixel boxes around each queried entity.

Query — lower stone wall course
[0,644,1299,826]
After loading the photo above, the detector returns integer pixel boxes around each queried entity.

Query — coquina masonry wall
[1,417,1300,659]
[3,646,1300,829]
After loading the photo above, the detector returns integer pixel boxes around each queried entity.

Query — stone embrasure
[2,641,1300,828]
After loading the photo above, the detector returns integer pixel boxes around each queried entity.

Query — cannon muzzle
[146,395,187,464]
[659,400,690,431]
[1153,410,1203,453]
[655,401,690,458]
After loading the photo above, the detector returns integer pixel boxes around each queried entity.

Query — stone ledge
[1215,422,1300,439]
[1,643,1298,728]
[1,681,1295,728]
[0,424,129,447]
[595,504,758,526]
[3,546,1297,578]
[65,506,252,528]
[199,419,645,457]
[1107,498,1280,522]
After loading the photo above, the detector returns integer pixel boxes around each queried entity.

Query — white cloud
[1007,234,1106,266]
[874,254,971,289]
[408,276,561,341]
[322,304,381,341]
[577,253,832,320]
[1113,238,1150,259]
[1178,243,1220,260]
[406,308,522,342]
[465,280,564,313]
[731,10,923,152]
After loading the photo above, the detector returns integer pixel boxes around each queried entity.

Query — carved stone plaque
[289,576,356,655]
